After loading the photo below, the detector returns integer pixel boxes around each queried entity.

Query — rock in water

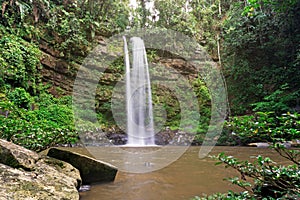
[47,148,118,184]
[78,185,91,192]
[0,139,81,200]
[247,142,270,148]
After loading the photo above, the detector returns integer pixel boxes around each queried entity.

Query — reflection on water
[76,146,288,200]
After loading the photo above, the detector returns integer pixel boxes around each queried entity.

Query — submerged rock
[78,185,91,192]
[0,139,81,200]
[47,148,118,184]
[248,141,295,148]
[247,142,270,148]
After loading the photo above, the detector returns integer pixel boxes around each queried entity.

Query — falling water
[123,36,155,146]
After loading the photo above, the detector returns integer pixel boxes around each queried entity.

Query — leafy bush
[7,87,32,109]
[0,93,78,151]
[252,84,299,114]
[224,112,300,145]
[203,147,300,199]
[0,31,41,92]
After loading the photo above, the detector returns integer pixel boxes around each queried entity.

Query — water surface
[77,146,288,200]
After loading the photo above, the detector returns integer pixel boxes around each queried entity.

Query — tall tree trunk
[140,0,147,27]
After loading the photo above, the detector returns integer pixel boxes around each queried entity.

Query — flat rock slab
[47,148,118,184]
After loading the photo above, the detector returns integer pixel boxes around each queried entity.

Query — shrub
[0,93,78,151]
[223,112,300,145]
[204,147,300,199]
[7,87,32,109]
[0,31,41,92]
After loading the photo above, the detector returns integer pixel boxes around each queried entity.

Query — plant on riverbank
[0,20,79,151]
[194,110,300,199]
[222,111,300,145]
[202,145,300,200]
[192,144,300,199]
[0,30,41,93]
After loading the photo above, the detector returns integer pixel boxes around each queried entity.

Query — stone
[0,139,82,200]
[47,148,118,184]
[0,162,80,200]
[291,140,300,147]
[35,157,82,189]
[78,185,91,192]
[247,142,270,148]
[0,139,39,170]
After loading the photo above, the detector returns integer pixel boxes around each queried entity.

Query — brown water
[76,146,289,200]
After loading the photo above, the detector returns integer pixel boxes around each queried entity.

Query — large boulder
[35,156,82,189]
[0,139,39,170]
[0,139,81,200]
[0,162,80,200]
[47,148,118,184]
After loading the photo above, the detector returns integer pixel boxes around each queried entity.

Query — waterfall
[123,36,155,146]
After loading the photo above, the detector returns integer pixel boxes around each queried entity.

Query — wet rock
[155,130,176,145]
[291,140,300,147]
[81,131,112,146]
[155,130,195,146]
[107,133,127,145]
[247,142,270,148]
[78,185,91,192]
[248,142,296,148]
[47,148,118,184]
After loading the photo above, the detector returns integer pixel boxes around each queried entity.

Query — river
[76,146,289,200]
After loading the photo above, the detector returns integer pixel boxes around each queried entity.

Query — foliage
[0,0,131,150]
[222,0,300,114]
[0,92,78,151]
[1,0,299,151]
[44,0,129,57]
[7,87,32,109]
[224,112,300,145]
[192,77,211,135]
[252,84,299,114]
[1,0,130,60]
[144,0,222,57]
[0,31,41,93]
[204,147,300,199]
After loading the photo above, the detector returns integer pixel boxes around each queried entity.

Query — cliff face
[39,40,77,95]
[39,36,202,98]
